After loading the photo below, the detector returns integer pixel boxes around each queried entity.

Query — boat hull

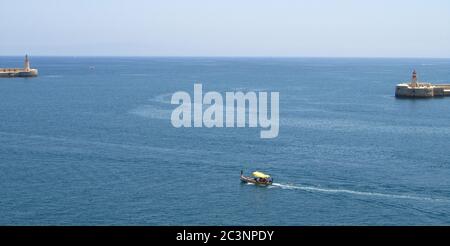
[240,175,272,186]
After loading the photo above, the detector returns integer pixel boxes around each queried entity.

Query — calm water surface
[1,57,450,225]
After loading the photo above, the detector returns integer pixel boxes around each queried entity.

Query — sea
[1,56,450,225]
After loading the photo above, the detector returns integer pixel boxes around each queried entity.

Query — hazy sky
[1,0,449,57]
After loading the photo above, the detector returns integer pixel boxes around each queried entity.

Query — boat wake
[129,105,171,120]
[270,183,447,202]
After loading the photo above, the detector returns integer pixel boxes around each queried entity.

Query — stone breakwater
[395,70,450,98]
[0,55,38,78]
[0,68,38,78]
[395,83,450,98]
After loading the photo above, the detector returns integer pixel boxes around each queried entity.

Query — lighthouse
[411,70,418,88]
[24,55,30,72]
[0,54,38,77]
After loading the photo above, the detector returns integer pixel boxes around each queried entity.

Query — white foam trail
[151,93,173,104]
[44,75,63,78]
[140,93,262,125]
[120,73,150,77]
[271,183,446,202]
[129,105,171,120]
[151,89,270,105]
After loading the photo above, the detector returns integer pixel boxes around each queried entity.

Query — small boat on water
[240,170,273,186]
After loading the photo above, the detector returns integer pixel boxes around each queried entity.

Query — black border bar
[1,226,450,243]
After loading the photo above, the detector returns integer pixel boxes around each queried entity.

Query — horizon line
[1,55,450,59]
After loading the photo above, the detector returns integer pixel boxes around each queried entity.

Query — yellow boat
[240,170,273,185]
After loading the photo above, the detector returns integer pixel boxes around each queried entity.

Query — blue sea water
[1,56,450,225]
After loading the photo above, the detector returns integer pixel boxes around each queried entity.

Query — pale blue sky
[1,0,449,57]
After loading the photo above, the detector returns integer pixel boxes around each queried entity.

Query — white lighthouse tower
[24,55,30,72]
[411,69,418,88]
